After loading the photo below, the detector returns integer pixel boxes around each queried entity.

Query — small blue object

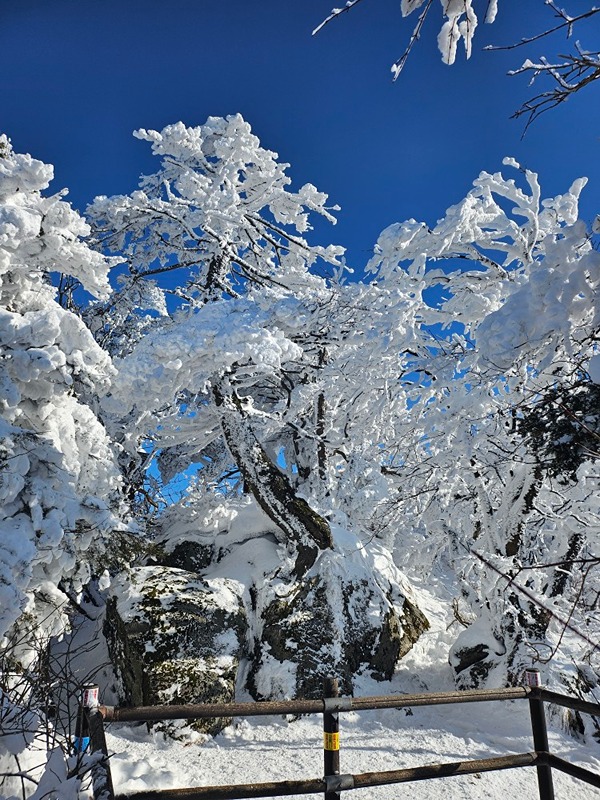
[73,736,90,753]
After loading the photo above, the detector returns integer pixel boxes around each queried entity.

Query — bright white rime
[99,122,600,692]
[1,119,599,695]
[400,1,495,71]
[0,135,125,658]
[318,1,497,68]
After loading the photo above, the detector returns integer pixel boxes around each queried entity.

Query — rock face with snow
[106,500,428,709]
[250,535,429,699]
[251,563,427,699]
[105,567,248,734]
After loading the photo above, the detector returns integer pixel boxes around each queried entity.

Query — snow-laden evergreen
[0,135,126,661]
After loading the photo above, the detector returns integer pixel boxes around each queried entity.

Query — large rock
[249,529,429,699]
[105,567,247,734]
[104,505,430,718]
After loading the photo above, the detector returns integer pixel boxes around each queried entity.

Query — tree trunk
[316,349,327,486]
[213,381,333,578]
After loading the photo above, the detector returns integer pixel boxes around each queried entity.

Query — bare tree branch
[392,0,436,80]
[312,0,366,37]
[313,1,600,129]
[484,3,600,51]
[509,44,600,132]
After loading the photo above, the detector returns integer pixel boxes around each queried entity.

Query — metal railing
[77,669,600,800]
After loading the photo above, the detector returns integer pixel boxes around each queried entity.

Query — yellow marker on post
[324,731,340,751]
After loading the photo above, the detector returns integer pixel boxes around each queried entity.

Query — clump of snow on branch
[368,158,595,381]
[0,135,126,661]
[316,1,498,76]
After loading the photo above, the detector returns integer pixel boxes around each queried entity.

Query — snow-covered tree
[0,135,126,666]
[367,158,600,686]
[88,114,349,576]
[85,116,430,699]
[87,115,439,575]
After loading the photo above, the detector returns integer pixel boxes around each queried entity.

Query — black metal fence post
[74,683,99,753]
[525,668,555,800]
[323,677,340,800]
[88,705,115,800]
[75,683,115,800]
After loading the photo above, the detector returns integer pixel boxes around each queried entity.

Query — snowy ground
[105,702,600,799]
[103,583,600,799]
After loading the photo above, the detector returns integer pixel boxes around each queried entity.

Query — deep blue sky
[1,0,599,272]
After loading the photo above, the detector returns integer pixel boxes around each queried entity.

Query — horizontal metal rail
[114,752,539,800]
[86,678,600,800]
[100,686,531,723]
[547,753,600,789]
[538,688,600,719]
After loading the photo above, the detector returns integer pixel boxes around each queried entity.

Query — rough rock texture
[105,567,248,734]
[105,504,430,720]
[449,598,552,690]
[449,642,495,688]
[158,540,214,573]
[248,544,429,699]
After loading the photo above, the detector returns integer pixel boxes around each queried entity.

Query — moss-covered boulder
[248,531,429,699]
[105,567,248,734]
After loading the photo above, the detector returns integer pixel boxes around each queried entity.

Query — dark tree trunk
[550,533,584,598]
[213,381,333,578]
[315,348,327,485]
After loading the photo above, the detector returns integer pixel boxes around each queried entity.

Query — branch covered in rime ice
[485,2,600,51]
[508,45,600,130]
[88,115,344,312]
[312,0,366,36]
[315,1,600,127]
[315,0,498,77]
[480,1,600,129]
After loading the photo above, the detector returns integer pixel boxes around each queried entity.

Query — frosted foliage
[367,163,597,469]
[0,137,124,659]
[107,257,428,548]
[95,116,404,535]
[368,159,600,685]
[368,159,593,379]
[437,1,478,63]
[400,1,497,71]
[0,137,112,300]
[88,115,344,311]
[401,1,428,14]
[108,299,303,418]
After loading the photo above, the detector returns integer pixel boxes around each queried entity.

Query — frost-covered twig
[313,1,600,128]
[509,45,600,131]
[312,0,366,36]
[485,3,600,51]
[516,556,600,570]
[314,0,485,76]
[391,0,436,80]
[468,545,600,656]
